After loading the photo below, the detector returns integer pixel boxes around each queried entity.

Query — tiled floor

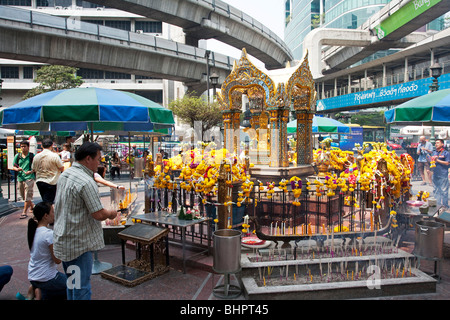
[0,177,448,300]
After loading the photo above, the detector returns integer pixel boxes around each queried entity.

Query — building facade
[0,0,187,110]
[284,0,450,116]
[284,0,444,63]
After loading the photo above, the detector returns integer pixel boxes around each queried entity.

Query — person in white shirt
[59,143,71,171]
[31,139,64,203]
[27,202,67,300]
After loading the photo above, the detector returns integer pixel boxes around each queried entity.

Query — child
[59,143,72,171]
[27,202,67,300]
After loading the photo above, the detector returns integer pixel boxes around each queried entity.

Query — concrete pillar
[320,0,324,25]
[364,69,368,91]
[334,78,337,96]
[382,64,387,87]
[348,74,351,94]
[404,57,408,83]
[321,81,325,99]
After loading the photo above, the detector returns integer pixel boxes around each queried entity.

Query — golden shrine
[216,48,317,182]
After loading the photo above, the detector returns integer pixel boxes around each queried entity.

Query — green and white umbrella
[287,116,351,134]
[384,88,450,126]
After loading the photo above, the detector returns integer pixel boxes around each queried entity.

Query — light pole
[205,50,211,104]
[429,62,442,145]
[210,72,219,99]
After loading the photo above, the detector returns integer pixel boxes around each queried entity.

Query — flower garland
[154,148,254,209]
[309,143,414,215]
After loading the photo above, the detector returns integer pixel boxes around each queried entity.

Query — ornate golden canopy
[218,48,316,112]
[218,48,317,167]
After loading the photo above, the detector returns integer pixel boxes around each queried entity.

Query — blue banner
[317,74,450,112]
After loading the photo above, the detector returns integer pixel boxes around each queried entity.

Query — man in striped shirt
[53,142,117,300]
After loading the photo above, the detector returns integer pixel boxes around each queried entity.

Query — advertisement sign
[7,136,15,170]
[374,0,442,40]
[317,74,450,112]
[339,126,363,151]
[390,125,403,137]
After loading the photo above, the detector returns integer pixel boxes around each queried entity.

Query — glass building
[284,0,444,62]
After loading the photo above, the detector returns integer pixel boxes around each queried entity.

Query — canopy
[0,87,175,133]
[384,88,450,126]
[399,125,449,139]
[287,116,351,134]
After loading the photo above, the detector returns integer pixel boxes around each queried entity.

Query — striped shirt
[53,162,105,261]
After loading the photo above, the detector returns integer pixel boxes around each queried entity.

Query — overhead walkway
[0,6,235,93]
[84,0,293,70]
[305,0,450,78]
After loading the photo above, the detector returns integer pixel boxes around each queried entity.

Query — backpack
[14,152,34,168]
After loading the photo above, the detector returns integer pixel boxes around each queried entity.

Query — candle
[370,211,374,232]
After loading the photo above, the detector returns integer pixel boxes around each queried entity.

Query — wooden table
[100,223,169,287]
[132,212,211,273]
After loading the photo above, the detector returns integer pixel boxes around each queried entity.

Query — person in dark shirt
[431,139,450,209]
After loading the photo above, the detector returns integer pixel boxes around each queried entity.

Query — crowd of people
[1,138,125,300]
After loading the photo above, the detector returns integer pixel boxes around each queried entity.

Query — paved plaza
[0,177,449,301]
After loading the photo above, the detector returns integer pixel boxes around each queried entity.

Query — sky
[205,0,285,65]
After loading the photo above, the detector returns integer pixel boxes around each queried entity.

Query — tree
[336,111,386,126]
[169,93,223,141]
[23,65,83,100]
[350,111,386,126]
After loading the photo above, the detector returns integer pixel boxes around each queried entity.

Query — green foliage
[336,111,386,126]
[169,93,222,140]
[23,65,83,100]
[351,111,386,126]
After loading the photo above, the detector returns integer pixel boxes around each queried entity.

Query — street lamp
[429,62,442,92]
[205,50,211,104]
[210,72,219,98]
[429,62,442,145]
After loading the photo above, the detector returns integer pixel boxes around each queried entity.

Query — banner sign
[374,0,442,40]
[317,74,450,112]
